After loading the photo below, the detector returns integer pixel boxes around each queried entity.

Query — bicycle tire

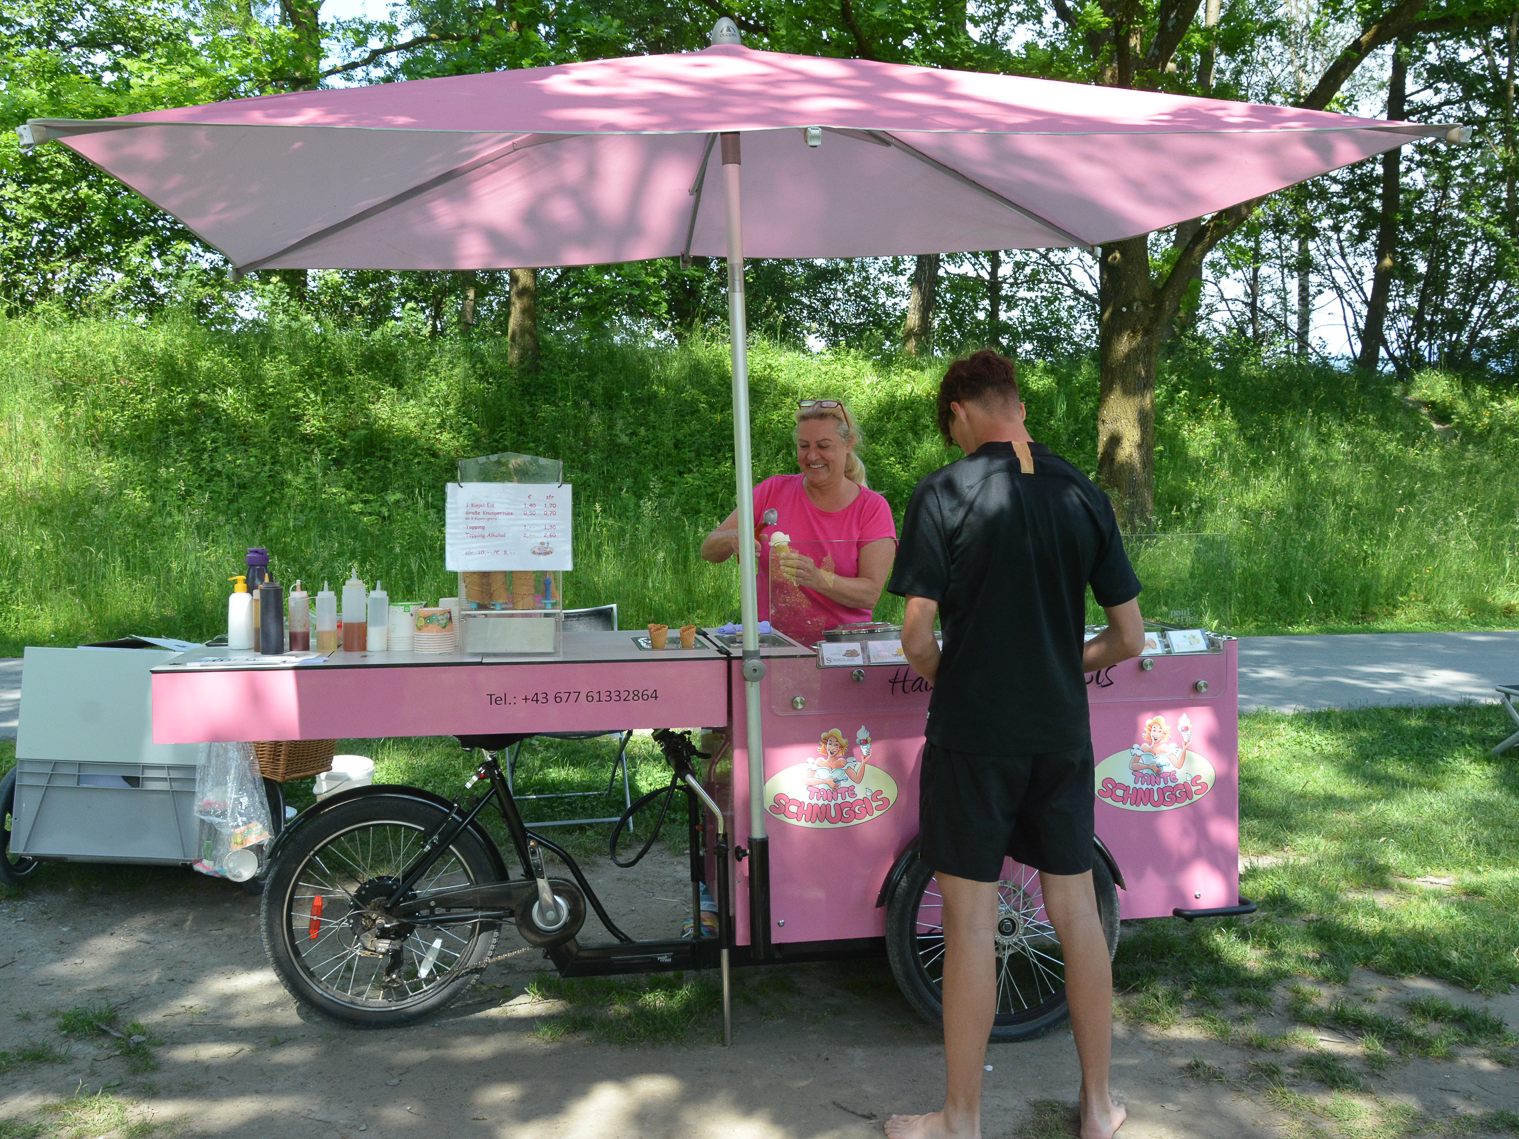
[885,848,1119,1042]
[260,794,500,1026]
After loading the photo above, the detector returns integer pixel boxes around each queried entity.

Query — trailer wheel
[0,768,42,887]
[885,848,1118,1042]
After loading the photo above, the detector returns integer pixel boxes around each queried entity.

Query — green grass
[2,315,1516,654]
[53,1005,159,1073]
[36,1089,161,1139]
[523,972,722,1046]
[0,1040,69,1074]
[1112,704,1519,1138]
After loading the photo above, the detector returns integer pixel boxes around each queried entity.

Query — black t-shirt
[887,441,1141,752]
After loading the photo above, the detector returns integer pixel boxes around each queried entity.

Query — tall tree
[903,255,940,356]
[1356,44,1408,372]
[1026,0,1506,528]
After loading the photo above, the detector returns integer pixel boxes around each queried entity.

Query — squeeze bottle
[366,580,390,652]
[341,569,367,652]
[259,574,285,654]
[288,580,311,651]
[227,575,254,651]
[315,581,338,653]
[246,547,269,633]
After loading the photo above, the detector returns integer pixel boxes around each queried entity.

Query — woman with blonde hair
[702,399,896,644]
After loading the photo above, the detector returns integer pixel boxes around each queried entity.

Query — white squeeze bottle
[315,581,338,653]
[287,580,311,651]
[341,569,367,652]
[227,575,254,650]
[366,580,390,652]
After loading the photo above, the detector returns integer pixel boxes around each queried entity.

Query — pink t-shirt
[752,474,897,644]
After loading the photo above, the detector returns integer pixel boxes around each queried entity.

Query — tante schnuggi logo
[765,726,898,829]
[1095,713,1216,812]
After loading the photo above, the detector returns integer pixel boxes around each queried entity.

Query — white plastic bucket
[314,754,375,800]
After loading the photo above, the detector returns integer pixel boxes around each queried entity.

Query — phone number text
[489,688,660,707]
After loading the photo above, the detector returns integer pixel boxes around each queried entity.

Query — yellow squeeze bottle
[227,575,254,650]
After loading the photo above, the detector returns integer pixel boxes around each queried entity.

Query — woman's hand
[778,549,833,591]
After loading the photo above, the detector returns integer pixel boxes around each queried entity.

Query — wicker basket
[254,739,337,782]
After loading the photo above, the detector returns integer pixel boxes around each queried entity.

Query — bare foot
[1078,1098,1126,1139]
[883,1110,979,1139]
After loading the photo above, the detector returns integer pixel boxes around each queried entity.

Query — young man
[885,349,1145,1139]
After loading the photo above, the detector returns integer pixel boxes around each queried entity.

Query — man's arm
[1082,597,1145,672]
[901,595,941,684]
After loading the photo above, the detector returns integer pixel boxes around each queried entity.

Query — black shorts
[917,740,1095,882]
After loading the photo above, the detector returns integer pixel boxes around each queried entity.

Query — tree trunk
[1295,219,1312,357]
[508,267,539,371]
[459,271,478,333]
[902,253,939,356]
[1163,0,1220,344]
[280,0,322,90]
[1508,13,1518,234]
[1097,237,1159,532]
[1249,229,1262,343]
[270,0,321,303]
[1356,45,1407,373]
[986,249,1002,345]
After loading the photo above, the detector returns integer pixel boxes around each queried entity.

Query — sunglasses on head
[798,399,842,410]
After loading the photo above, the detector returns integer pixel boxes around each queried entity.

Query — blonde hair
[795,402,868,486]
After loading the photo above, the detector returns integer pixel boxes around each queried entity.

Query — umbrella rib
[682,134,718,267]
[238,132,570,272]
[869,130,1093,249]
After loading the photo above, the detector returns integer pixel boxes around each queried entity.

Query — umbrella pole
[721,132,772,964]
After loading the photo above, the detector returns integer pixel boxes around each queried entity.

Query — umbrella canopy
[22,41,1457,272]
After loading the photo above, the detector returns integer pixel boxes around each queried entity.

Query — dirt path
[3,849,1516,1139]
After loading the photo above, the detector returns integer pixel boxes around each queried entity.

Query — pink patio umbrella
[18,20,1459,939]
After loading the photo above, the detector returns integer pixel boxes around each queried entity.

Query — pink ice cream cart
[149,621,1250,1042]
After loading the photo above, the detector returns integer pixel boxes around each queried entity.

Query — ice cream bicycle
[149,618,1250,1043]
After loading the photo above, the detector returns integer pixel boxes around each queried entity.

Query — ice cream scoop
[755,507,778,544]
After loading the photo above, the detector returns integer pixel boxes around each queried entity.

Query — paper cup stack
[387,601,419,652]
[412,607,457,654]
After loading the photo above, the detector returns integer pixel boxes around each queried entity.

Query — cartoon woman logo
[766,725,895,828]
[1130,713,1191,777]
[1095,712,1214,812]
[806,727,871,789]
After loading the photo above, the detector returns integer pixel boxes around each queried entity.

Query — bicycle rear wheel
[260,795,500,1026]
[885,849,1119,1042]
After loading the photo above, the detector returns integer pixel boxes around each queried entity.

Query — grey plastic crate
[12,760,199,863]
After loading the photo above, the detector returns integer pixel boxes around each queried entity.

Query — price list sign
[445,482,573,571]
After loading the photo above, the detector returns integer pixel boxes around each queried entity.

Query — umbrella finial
[709,17,742,46]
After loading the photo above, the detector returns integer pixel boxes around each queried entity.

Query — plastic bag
[193,741,274,880]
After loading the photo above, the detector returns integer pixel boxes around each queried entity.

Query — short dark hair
[936,349,1020,443]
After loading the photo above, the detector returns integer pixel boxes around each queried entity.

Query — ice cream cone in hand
[770,531,795,582]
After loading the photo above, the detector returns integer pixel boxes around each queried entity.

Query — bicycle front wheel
[260,795,501,1026]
